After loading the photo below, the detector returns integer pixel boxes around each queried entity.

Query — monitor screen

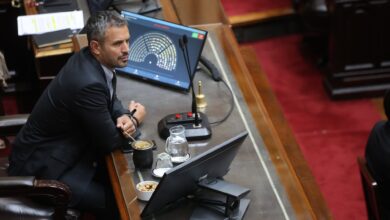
[141,131,248,218]
[118,11,208,91]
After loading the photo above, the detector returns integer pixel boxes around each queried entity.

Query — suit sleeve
[73,83,126,154]
[112,94,128,119]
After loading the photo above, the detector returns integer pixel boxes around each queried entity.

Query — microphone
[180,35,199,126]
[157,35,212,140]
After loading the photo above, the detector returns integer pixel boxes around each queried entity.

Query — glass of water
[165,125,190,163]
[152,152,173,178]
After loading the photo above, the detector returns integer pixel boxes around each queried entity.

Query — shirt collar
[101,64,114,82]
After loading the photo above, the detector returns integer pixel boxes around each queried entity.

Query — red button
[187,112,193,117]
[175,114,181,119]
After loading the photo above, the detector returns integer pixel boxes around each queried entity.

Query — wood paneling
[161,0,230,25]
[229,7,294,27]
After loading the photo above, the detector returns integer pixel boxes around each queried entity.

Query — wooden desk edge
[106,150,141,220]
[200,25,332,219]
[239,45,333,220]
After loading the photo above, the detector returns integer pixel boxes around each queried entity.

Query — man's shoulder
[75,47,93,62]
[66,48,101,74]
[59,48,105,88]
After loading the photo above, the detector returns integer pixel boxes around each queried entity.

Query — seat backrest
[357,156,381,220]
[0,86,80,220]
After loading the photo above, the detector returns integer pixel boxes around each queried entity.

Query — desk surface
[107,23,296,220]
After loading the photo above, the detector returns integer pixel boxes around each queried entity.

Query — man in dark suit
[365,90,390,219]
[8,10,145,219]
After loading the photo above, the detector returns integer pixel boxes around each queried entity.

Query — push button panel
[166,112,202,124]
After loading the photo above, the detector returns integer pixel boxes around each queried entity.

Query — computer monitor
[141,131,249,218]
[118,11,208,91]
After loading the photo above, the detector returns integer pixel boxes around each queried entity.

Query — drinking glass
[165,125,190,163]
[152,152,173,178]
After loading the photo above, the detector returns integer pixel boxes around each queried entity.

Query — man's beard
[117,55,129,67]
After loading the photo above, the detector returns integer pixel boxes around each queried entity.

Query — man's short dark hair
[84,10,127,44]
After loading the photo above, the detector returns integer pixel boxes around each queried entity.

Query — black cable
[209,78,235,126]
[199,56,221,82]
[197,60,235,126]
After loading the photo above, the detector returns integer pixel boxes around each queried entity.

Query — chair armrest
[0,176,71,207]
[0,114,29,136]
[0,176,35,187]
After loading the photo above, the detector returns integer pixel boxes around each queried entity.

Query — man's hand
[116,114,136,137]
[128,100,146,125]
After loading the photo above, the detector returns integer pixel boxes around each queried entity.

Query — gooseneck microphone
[157,35,212,140]
[179,35,200,127]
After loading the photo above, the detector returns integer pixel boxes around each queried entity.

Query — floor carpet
[243,34,382,219]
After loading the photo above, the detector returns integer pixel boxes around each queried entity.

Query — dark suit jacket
[365,120,390,218]
[8,47,128,205]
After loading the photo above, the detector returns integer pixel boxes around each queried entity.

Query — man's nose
[122,42,129,52]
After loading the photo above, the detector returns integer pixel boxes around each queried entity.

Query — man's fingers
[116,119,125,128]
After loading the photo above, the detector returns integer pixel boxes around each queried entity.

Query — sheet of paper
[17,10,84,36]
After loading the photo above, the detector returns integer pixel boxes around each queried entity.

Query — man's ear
[89,40,101,56]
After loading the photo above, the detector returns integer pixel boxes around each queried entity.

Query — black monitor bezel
[140,131,249,218]
[118,10,208,92]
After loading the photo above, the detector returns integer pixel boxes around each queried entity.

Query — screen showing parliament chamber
[117,11,208,91]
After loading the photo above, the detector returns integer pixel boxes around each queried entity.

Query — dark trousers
[73,162,119,220]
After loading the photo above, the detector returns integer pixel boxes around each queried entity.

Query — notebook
[32,29,73,48]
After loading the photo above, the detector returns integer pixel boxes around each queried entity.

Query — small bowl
[135,180,158,201]
[131,140,154,150]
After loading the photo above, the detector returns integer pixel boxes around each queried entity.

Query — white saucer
[152,167,171,178]
[171,153,190,164]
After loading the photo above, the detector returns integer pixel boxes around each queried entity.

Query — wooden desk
[54,1,330,219]
[86,1,330,219]
[107,23,288,219]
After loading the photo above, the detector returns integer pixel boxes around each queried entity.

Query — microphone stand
[157,36,212,140]
[181,35,200,127]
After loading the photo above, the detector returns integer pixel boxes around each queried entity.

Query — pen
[130,109,137,116]
[129,108,139,128]
[124,109,137,140]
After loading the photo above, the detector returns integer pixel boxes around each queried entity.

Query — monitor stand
[190,178,251,220]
